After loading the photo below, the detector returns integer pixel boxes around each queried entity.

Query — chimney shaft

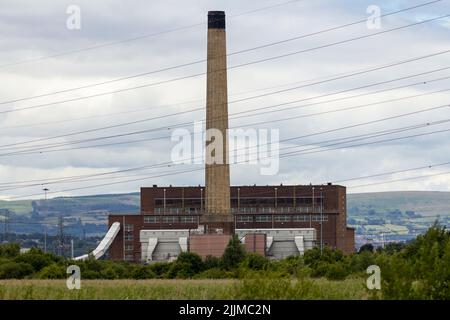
[203,11,232,232]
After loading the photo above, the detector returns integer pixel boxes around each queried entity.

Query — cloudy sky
[0,0,449,200]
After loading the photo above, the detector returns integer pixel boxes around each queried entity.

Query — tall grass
[0,278,368,300]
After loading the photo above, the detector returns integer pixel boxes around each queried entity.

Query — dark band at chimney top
[208,11,225,29]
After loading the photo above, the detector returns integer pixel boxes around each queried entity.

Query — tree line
[0,223,449,299]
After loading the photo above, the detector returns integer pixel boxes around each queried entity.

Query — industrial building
[108,185,354,262]
[100,11,355,263]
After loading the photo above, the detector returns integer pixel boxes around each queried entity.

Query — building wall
[189,234,232,258]
[109,184,355,261]
[244,233,266,256]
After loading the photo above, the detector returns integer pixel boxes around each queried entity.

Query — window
[296,206,310,213]
[124,224,134,232]
[125,244,133,251]
[293,215,308,222]
[180,216,195,223]
[312,214,328,222]
[274,215,290,222]
[255,215,271,222]
[237,215,253,223]
[144,216,158,223]
[162,216,178,223]
[125,234,133,241]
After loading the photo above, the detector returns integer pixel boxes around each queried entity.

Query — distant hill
[347,191,450,245]
[348,191,450,217]
[0,191,449,243]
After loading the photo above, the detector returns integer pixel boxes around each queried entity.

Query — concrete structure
[140,229,189,262]
[103,11,355,263]
[236,228,316,259]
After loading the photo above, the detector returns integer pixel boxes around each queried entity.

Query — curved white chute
[74,222,121,261]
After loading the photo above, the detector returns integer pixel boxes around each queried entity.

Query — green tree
[38,263,66,279]
[222,235,246,270]
[0,262,33,279]
[358,243,374,254]
[0,243,20,258]
[167,252,204,278]
[14,253,53,272]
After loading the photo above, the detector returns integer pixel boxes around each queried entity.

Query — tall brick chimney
[203,11,233,234]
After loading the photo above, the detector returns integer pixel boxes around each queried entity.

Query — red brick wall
[189,234,232,259]
[244,233,266,256]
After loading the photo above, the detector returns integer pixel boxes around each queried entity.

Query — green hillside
[347,191,450,217]
[0,191,448,243]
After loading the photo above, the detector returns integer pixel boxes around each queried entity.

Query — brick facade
[108,184,355,262]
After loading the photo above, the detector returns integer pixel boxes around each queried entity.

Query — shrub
[241,253,269,270]
[100,266,119,279]
[14,253,53,272]
[131,266,156,279]
[0,243,20,258]
[203,256,221,269]
[148,262,171,278]
[325,262,348,280]
[194,268,233,279]
[0,261,33,279]
[81,270,100,279]
[309,261,329,278]
[176,252,204,274]
[38,264,66,279]
[167,262,192,279]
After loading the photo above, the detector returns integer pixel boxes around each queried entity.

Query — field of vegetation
[0,224,449,300]
[0,278,367,300]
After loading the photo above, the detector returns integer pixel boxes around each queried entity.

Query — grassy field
[0,278,369,300]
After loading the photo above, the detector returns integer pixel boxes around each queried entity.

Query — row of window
[232,207,322,214]
[152,206,323,214]
[154,197,324,207]
[154,208,202,214]
[143,216,197,224]
[236,214,329,223]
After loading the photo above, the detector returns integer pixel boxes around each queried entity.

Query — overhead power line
[2,48,448,132]
[1,13,448,115]
[5,122,450,200]
[0,0,305,69]
[1,103,449,190]
[1,64,449,153]
[348,171,450,189]
[0,0,441,106]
